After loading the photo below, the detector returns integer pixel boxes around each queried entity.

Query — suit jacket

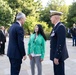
[7,22,26,59]
[50,22,69,61]
[70,28,76,37]
[0,30,6,43]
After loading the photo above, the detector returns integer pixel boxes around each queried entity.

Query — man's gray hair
[16,12,26,20]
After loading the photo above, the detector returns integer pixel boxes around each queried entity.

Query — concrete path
[0,38,76,75]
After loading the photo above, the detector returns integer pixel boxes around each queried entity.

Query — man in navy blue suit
[50,10,69,75]
[7,12,26,75]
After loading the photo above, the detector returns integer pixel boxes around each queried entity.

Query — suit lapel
[50,22,61,37]
[54,22,61,30]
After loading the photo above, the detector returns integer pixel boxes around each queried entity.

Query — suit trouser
[30,56,42,75]
[9,58,22,75]
[1,43,5,54]
[72,37,76,46]
[53,61,65,75]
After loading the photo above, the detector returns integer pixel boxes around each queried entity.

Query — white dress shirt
[54,21,60,27]
[17,21,22,26]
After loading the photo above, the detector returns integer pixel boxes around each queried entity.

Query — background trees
[0,0,15,27]
[40,0,68,27]
[0,0,76,35]
[67,2,76,27]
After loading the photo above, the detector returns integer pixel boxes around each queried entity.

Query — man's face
[21,17,26,25]
[50,15,55,24]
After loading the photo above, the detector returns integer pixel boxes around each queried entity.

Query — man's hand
[54,58,59,65]
[23,55,27,60]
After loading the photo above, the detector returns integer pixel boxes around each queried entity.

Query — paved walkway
[0,38,76,75]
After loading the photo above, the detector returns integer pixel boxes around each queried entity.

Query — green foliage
[40,0,68,27]
[24,16,49,34]
[6,0,42,16]
[48,0,65,10]
[0,0,70,34]
[6,0,21,9]
[67,2,76,27]
[0,0,15,27]
[39,7,51,27]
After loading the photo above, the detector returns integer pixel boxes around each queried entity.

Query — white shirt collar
[17,21,22,26]
[54,21,60,27]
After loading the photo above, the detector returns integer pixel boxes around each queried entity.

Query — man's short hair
[16,12,26,20]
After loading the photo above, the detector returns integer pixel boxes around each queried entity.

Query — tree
[0,0,15,27]
[39,7,51,27]
[67,2,76,27]
[24,16,49,35]
[39,0,68,27]
[6,0,42,16]
[2,0,49,34]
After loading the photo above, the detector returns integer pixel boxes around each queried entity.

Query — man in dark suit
[70,23,76,46]
[0,26,6,55]
[50,10,69,75]
[7,12,26,75]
